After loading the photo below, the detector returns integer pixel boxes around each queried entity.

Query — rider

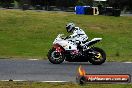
[65,23,88,49]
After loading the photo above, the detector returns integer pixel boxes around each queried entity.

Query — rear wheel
[88,47,106,65]
[48,49,65,64]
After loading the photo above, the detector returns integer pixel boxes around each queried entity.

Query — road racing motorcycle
[47,34,106,65]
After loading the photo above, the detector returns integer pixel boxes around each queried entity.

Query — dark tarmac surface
[0,59,132,82]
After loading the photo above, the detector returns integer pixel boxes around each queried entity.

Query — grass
[0,9,132,61]
[0,81,132,88]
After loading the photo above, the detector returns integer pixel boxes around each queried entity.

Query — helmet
[66,23,75,33]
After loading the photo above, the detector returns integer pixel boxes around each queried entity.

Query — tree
[83,0,93,6]
[76,0,93,6]
[0,0,14,8]
[108,0,132,10]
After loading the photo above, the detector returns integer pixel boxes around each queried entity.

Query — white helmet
[66,23,75,33]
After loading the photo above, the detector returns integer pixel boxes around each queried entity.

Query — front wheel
[88,47,106,65]
[48,49,65,64]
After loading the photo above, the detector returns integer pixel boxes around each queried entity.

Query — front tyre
[89,47,106,65]
[48,49,65,64]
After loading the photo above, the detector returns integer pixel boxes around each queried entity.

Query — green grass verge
[0,82,132,88]
[0,10,132,61]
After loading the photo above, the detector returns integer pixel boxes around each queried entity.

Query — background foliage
[0,0,132,11]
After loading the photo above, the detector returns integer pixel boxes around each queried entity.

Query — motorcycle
[47,34,106,65]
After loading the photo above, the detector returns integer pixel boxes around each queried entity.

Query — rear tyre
[88,47,106,65]
[48,49,65,64]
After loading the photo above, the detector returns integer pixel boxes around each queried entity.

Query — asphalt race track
[0,59,132,82]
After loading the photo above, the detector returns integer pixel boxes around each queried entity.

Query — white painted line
[1,80,9,81]
[1,80,26,81]
[12,80,26,81]
[39,81,68,83]
[28,59,39,61]
[0,80,68,83]
[123,62,132,63]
